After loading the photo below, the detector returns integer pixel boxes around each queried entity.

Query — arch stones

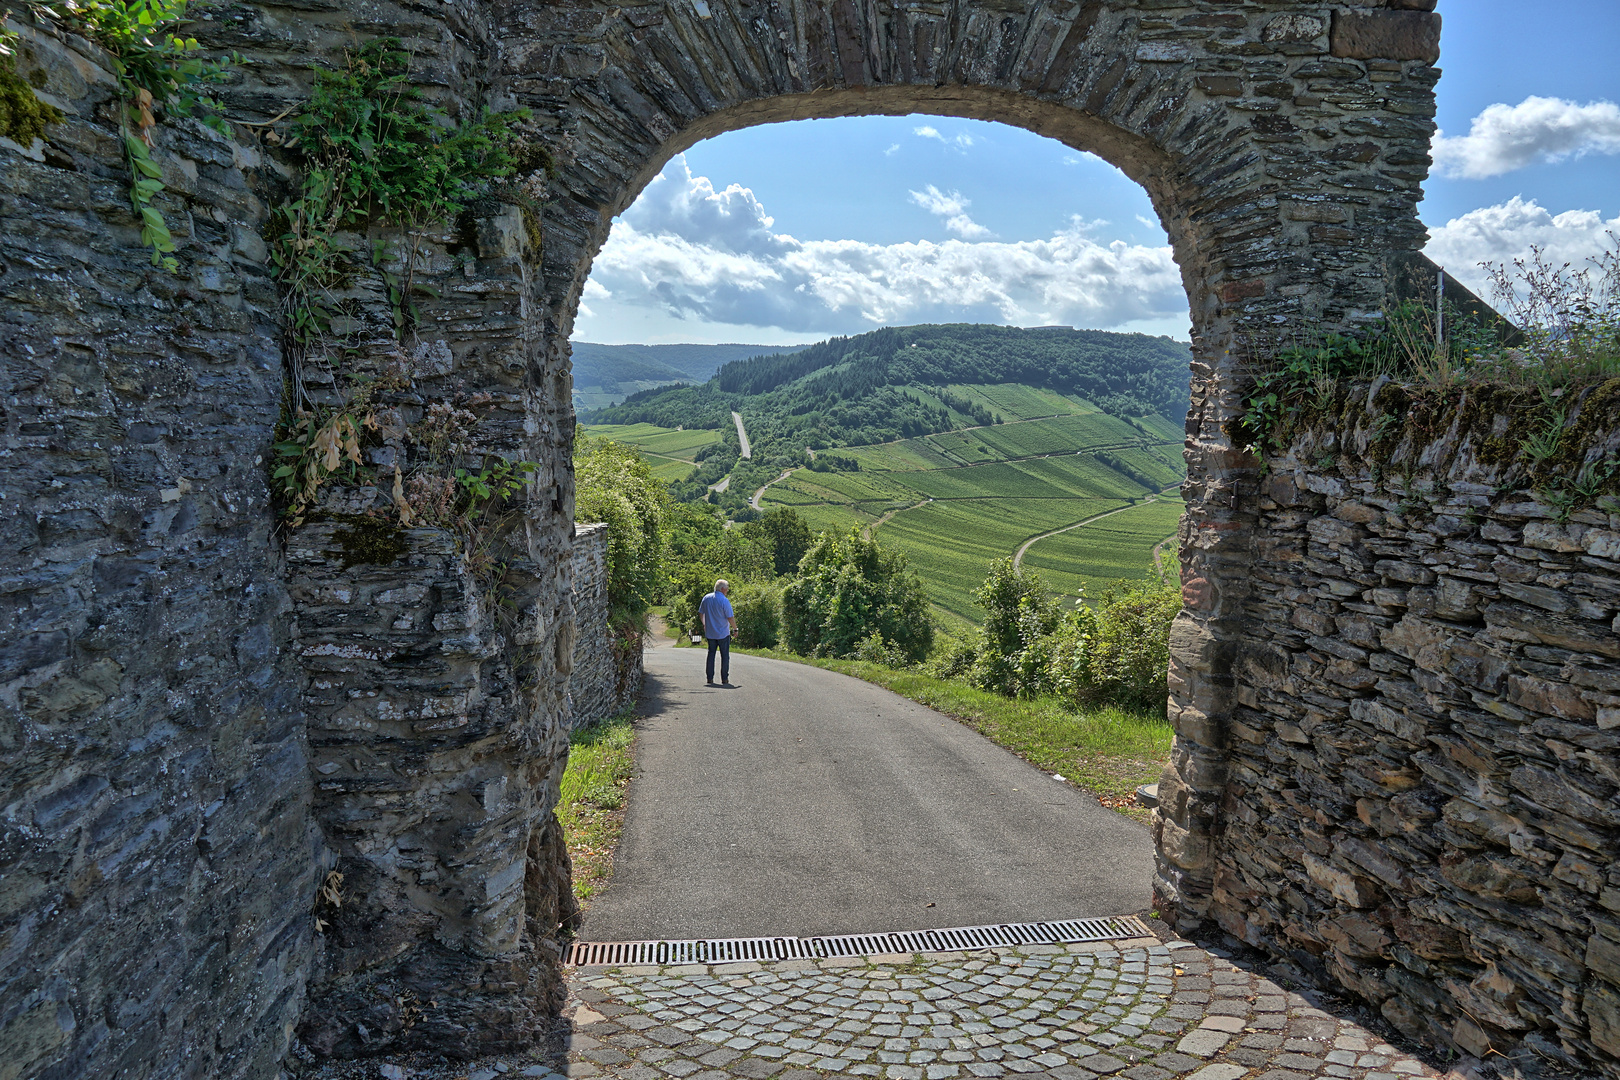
[0,0,1455,1076]
[506,0,1442,952]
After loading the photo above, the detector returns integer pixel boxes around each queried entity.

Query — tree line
[590,323,1192,453]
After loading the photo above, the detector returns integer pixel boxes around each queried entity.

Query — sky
[574,0,1620,347]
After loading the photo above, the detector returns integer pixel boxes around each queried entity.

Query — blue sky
[575,0,1620,346]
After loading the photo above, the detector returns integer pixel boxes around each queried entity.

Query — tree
[574,435,669,630]
[742,508,814,576]
[780,530,934,661]
[971,559,1064,699]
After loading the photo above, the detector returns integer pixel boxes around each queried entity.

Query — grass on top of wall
[557,709,637,904]
[737,647,1172,823]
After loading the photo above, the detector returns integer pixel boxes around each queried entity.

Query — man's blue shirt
[698,591,734,639]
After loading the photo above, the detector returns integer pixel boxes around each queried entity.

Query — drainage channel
[565,915,1153,967]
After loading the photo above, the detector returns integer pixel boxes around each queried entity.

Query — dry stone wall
[5,0,1543,1077]
[1,2,580,1076]
[567,523,643,728]
[0,18,318,1080]
[1168,384,1620,1076]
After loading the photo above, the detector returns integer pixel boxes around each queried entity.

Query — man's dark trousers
[706,636,731,684]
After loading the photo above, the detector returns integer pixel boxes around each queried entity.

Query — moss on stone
[329,515,407,569]
[0,56,62,147]
[1276,376,1620,510]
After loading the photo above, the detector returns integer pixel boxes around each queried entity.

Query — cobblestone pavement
[537,937,1460,1080]
[302,935,1475,1080]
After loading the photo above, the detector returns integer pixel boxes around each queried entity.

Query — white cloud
[585,157,1186,336]
[884,143,900,156]
[1425,196,1620,298]
[1433,96,1620,179]
[908,184,994,238]
[913,125,976,150]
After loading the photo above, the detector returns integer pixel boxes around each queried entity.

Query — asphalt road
[577,637,1155,942]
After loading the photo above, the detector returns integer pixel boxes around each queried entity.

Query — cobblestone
[537,939,1447,1080]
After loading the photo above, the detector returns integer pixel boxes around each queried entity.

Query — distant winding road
[1012,488,1179,570]
[732,411,751,459]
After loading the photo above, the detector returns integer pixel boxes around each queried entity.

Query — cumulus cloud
[1433,96,1620,179]
[908,185,994,239]
[884,143,900,156]
[1425,196,1620,298]
[587,157,1186,336]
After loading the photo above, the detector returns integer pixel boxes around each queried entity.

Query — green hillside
[755,403,1185,628]
[586,323,1192,450]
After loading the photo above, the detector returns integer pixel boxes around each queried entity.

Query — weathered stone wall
[2,0,1489,1076]
[567,523,643,728]
[0,18,319,1080]
[1,2,580,1075]
[1172,384,1620,1076]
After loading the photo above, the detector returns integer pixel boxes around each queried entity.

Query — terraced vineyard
[1019,497,1187,602]
[581,422,722,482]
[761,403,1186,628]
[583,399,1186,631]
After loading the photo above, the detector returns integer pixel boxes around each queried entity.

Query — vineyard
[582,389,1186,631]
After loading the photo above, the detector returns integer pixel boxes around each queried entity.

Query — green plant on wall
[1238,241,1620,518]
[17,0,237,269]
[1,16,63,144]
[271,37,530,352]
[266,37,548,528]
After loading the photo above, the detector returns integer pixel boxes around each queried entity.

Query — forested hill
[571,342,777,388]
[587,324,1192,449]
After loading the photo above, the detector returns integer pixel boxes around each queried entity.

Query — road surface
[578,636,1153,941]
[749,468,795,510]
[732,411,751,459]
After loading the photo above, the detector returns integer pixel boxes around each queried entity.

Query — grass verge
[737,648,1171,823]
[557,710,637,904]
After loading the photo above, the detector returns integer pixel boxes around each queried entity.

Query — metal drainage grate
[565,915,1152,967]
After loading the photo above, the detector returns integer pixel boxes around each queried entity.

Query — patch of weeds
[557,710,637,904]
[1239,237,1620,516]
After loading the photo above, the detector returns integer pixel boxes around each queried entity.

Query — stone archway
[279,0,1445,1060]
[506,0,1441,938]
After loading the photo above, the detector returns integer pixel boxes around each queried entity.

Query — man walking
[698,578,738,687]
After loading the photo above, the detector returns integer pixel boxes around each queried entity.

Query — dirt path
[863,497,931,538]
[1012,487,1178,569]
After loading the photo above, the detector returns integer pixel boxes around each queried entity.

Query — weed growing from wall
[265,37,548,530]
[7,1,235,268]
[1238,240,1620,517]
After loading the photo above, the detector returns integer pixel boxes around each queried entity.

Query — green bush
[731,583,781,649]
[575,435,669,631]
[781,530,934,662]
[969,554,1181,713]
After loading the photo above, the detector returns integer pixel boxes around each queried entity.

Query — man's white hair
[715,579,729,592]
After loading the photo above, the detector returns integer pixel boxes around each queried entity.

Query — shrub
[731,583,781,649]
[852,629,914,667]
[971,558,1064,699]
[968,553,1181,713]
[781,530,934,661]
[575,435,669,631]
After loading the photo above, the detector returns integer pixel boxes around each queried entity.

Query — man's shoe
[706,680,718,686]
